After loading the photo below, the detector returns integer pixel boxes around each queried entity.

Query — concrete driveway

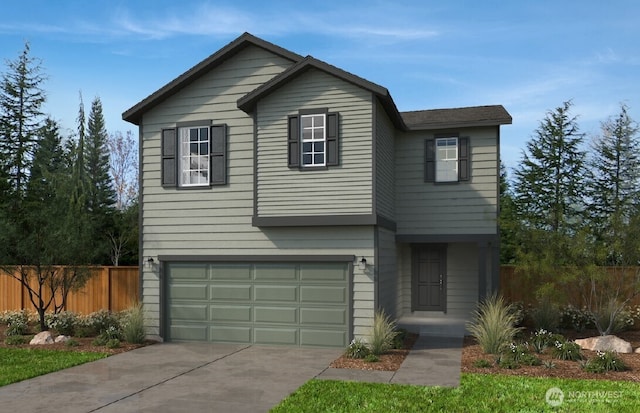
[0,343,343,413]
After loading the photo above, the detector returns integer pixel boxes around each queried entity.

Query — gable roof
[401,105,512,130]
[122,32,303,125]
[236,56,406,130]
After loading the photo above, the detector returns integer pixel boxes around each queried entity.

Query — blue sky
[1,0,639,171]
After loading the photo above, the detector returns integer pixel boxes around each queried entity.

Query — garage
[165,261,351,347]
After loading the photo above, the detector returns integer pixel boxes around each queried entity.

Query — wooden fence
[0,266,139,314]
[500,265,640,308]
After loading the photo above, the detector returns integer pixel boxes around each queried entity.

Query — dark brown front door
[412,244,447,312]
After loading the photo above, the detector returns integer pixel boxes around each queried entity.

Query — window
[161,124,227,188]
[425,136,470,183]
[436,137,458,182]
[301,114,326,167]
[288,110,339,168]
[180,126,210,186]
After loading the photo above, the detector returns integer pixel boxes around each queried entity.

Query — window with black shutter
[424,135,470,183]
[288,109,339,169]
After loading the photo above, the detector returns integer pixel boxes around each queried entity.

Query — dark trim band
[158,254,356,263]
[252,214,397,231]
[396,233,498,243]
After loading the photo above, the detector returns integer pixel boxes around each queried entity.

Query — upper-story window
[179,126,210,186]
[160,123,227,188]
[301,114,326,167]
[435,137,458,182]
[288,109,339,169]
[425,135,470,183]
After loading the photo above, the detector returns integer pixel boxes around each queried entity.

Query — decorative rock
[574,335,633,354]
[54,335,70,343]
[635,347,640,354]
[30,331,54,345]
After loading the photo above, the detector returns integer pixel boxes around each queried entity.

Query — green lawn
[0,347,107,386]
[270,373,640,413]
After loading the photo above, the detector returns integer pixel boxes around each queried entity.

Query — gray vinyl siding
[395,127,499,235]
[374,100,395,220]
[397,242,478,320]
[138,46,375,337]
[255,68,373,217]
[376,227,397,319]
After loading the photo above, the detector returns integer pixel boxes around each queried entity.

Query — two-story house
[123,33,511,347]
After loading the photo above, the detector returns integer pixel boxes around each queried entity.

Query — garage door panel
[210,305,252,322]
[169,264,208,279]
[211,264,252,281]
[254,328,297,345]
[254,306,297,324]
[300,286,346,303]
[254,285,297,302]
[211,285,252,301]
[170,284,208,300]
[300,263,347,281]
[300,307,346,325]
[211,325,251,343]
[171,325,207,341]
[300,329,346,347]
[170,304,208,321]
[254,264,297,280]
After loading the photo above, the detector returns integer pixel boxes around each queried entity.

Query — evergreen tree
[513,101,586,234]
[587,103,640,237]
[499,162,519,264]
[0,42,46,199]
[86,96,116,214]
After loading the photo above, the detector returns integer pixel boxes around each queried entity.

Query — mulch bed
[0,325,154,355]
[462,329,640,381]
[329,332,419,371]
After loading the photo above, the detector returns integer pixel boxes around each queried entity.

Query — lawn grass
[270,373,640,413]
[0,347,107,386]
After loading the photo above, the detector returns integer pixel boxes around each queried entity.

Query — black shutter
[210,125,227,185]
[288,115,300,167]
[326,112,339,166]
[424,138,435,182]
[458,137,470,181]
[161,128,177,187]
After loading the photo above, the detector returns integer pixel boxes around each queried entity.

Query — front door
[412,244,447,312]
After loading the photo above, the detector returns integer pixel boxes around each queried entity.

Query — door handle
[439,274,443,289]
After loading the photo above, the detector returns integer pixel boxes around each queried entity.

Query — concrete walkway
[0,335,463,412]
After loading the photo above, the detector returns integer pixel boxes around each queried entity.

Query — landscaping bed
[462,328,640,381]
[330,331,418,371]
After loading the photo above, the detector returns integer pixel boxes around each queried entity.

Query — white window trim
[178,126,210,187]
[435,137,458,183]
[301,113,326,167]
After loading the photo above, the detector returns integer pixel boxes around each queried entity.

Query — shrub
[106,338,121,349]
[583,350,627,373]
[529,299,560,332]
[593,299,635,335]
[529,328,555,353]
[560,305,593,332]
[496,355,520,369]
[504,342,541,366]
[5,335,28,345]
[543,360,556,369]
[473,359,492,368]
[551,339,583,361]
[5,310,30,336]
[368,309,398,356]
[121,302,146,344]
[392,328,408,349]
[467,294,523,354]
[47,311,78,336]
[83,310,121,336]
[66,338,80,347]
[92,325,122,346]
[345,338,370,359]
[364,354,379,363]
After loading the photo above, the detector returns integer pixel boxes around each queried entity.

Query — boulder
[54,335,70,343]
[635,347,640,354]
[30,331,54,345]
[574,335,632,354]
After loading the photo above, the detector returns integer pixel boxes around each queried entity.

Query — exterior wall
[139,46,376,337]
[255,69,374,217]
[374,99,395,220]
[375,227,397,319]
[395,127,499,235]
[397,242,479,320]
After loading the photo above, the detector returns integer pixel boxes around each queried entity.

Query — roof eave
[406,117,513,131]
[122,32,303,125]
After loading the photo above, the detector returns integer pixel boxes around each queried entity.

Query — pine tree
[0,42,46,200]
[513,101,586,234]
[85,96,116,214]
[499,162,519,264]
